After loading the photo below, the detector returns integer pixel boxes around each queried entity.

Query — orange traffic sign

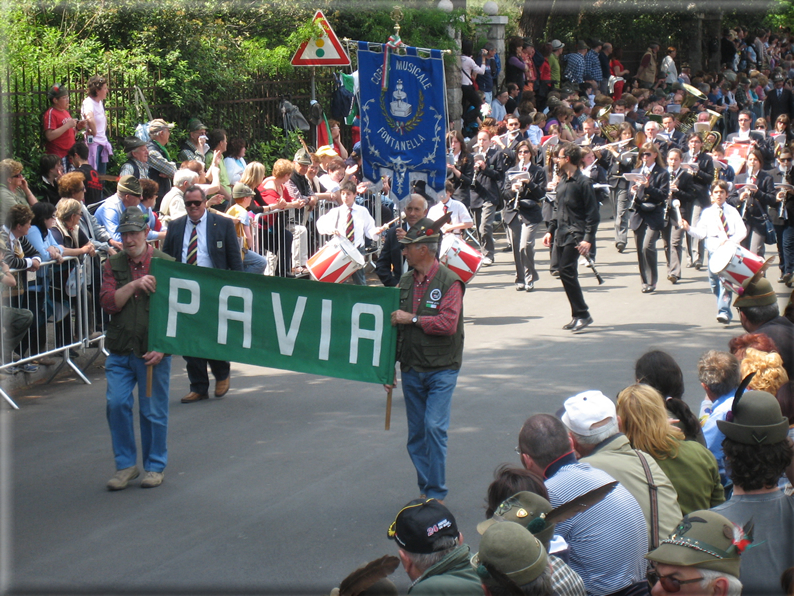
[291,10,351,67]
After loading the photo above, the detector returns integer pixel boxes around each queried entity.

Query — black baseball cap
[387,499,458,554]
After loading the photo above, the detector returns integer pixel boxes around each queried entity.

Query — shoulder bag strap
[634,449,660,549]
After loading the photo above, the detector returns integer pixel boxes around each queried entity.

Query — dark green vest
[397,264,464,372]
[105,249,173,358]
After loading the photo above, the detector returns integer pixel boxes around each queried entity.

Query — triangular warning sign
[291,10,351,67]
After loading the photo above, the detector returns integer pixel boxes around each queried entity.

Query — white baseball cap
[561,391,616,436]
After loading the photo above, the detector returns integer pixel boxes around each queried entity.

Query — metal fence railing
[0,254,106,409]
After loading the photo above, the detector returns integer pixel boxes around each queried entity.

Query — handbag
[762,213,777,245]
[638,201,658,212]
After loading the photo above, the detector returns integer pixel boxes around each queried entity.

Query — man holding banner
[387,217,465,502]
[100,206,174,490]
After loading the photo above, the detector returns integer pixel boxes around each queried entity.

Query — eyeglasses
[11,173,23,178]
[646,569,703,593]
[556,154,567,160]
[782,158,793,162]
[184,200,203,207]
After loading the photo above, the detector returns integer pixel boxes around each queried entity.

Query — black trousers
[185,356,230,395]
[556,242,589,318]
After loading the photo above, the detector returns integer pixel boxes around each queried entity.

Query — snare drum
[708,243,765,294]
[307,236,365,283]
[439,234,483,284]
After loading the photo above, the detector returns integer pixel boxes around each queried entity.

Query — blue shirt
[95,195,161,243]
[700,391,734,482]
[584,50,602,82]
[564,53,585,85]
[25,226,63,262]
[546,457,648,596]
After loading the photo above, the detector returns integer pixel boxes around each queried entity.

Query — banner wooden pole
[146,365,153,398]
[385,387,393,430]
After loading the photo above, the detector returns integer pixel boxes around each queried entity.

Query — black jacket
[162,210,244,271]
[729,170,776,232]
[375,223,406,287]
[667,168,698,221]
[501,163,546,225]
[629,165,670,232]
[470,146,508,209]
[447,154,474,208]
[548,169,600,246]
[682,150,716,207]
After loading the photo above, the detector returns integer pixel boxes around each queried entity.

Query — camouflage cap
[117,206,149,234]
[232,182,255,199]
[471,521,549,588]
[646,510,750,577]
[476,492,555,550]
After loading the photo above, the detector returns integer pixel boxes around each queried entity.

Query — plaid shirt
[551,555,587,596]
[564,52,585,84]
[584,50,603,82]
[410,260,463,336]
[100,245,154,315]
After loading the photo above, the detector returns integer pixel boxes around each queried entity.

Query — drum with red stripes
[307,236,365,283]
[708,243,765,294]
[439,234,483,284]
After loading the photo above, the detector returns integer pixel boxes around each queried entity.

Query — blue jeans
[783,226,794,275]
[708,267,732,321]
[243,248,267,274]
[106,352,171,472]
[401,367,459,500]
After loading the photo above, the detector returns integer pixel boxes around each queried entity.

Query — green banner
[148,259,399,385]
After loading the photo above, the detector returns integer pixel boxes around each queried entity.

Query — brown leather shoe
[214,377,230,398]
[181,392,209,404]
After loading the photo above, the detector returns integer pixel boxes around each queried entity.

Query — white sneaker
[482,257,494,266]
[716,314,730,324]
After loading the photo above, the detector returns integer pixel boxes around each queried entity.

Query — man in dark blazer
[765,73,794,127]
[162,185,244,404]
[375,195,427,287]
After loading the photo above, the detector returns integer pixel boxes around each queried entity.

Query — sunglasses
[11,173,23,178]
[517,150,531,154]
[782,158,793,162]
[642,152,654,157]
[185,200,203,207]
[646,569,703,593]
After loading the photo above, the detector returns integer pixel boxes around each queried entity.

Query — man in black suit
[660,114,685,149]
[162,185,244,404]
[765,73,794,127]
[375,195,427,287]
[470,130,508,265]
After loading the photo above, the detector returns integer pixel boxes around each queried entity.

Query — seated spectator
[67,142,103,206]
[43,83,85,171]
[226,183,267,274]
[223,138,247,186]
[472,521,553,596]
[616,383,725,514]
[34,154,63,204]
[477,490,585,596]
[645,510,746,596]
[180,157,221,198]
[387,498,483,596]
[160,169,199,227]
[740,346,789,394]
[0,237,35,373]
[51,198,96,258]
[318,158,352,195]
[95,176,144,242]
[635,349,706,443]
[57,172,119,255]
[119,137,151,181]
[177,118,208,163]
[697,350,742,490]
[517,414,648,596]
[0,159,38,226]
[712,390,794,596]
[483,464,548,519]
[26,202,63,264]
[139,179,166,238]
[561,390,683,547]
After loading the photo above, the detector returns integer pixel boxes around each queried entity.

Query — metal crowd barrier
[1,254,107,409]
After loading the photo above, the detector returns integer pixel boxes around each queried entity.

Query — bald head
[405,194,428,226]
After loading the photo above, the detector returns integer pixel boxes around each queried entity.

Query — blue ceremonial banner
[357,41,447,200]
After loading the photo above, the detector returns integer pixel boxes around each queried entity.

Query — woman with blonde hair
[616,383,724,514]
[740,347,789,394]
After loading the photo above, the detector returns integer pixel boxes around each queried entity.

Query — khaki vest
[397,264,464,372]
[105,250,174,357]
[638,50,657,84]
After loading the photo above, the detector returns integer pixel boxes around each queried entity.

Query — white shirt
[223,157,246,185]
[686,202,747,253]
[318,174,341,194]
[427,198,473,231]
[159,186,185,225]
[181,209,212,268]
[315,203,377,248]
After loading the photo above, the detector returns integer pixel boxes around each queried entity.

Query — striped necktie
[346,208,355,242]
[187,221,199,265]
[719,207,730,235]
[443,203,449,215]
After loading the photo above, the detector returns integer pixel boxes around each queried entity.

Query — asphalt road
[2,221,782,595]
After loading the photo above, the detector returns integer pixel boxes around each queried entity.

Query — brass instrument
[601,123,621,143]
[706,109,722,130]
[682,83,708,109]
[677,111,699,136]
[701,130,722,153]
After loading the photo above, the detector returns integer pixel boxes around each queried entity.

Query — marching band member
[428,181,473,236]
[607,123,638,253]
[629,143,670,293]
[446,131,474,208]
[728,148,775,257]
[470,130,508,266]
[660,113,685,148]
[682,133,715,269]
[769,149,792,282]
[665,148,697,284]
[681,181,746,324]
[501,140,547,291]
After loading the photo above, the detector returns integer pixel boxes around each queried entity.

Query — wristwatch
[411,315,419,325]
